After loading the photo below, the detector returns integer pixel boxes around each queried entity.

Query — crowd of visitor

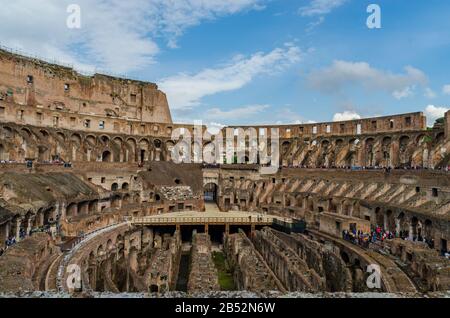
[342,225,437,250]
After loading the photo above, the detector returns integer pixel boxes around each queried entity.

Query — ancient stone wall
[224,230,283,292]
[251,227,324,292]
[388,239,450,291]
[229,112,426,138]
[0,49,172,125]
[217,170,450,252]
[0,233,60,292]
[187,233,220,292]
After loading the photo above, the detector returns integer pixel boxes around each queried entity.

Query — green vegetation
[212,251,235,291]
[435,117,445,125]
[422,135,433,144]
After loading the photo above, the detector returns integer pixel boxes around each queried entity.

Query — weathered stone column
[395,218,400,235]
[26,215,35,235]
[15,217,23,241]
[409,222,414,240]
[391,139,400,167]
[0,222,9,247]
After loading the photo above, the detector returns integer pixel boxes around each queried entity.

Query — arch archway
[0,144,5,161]
[204,183,218,203]
[102,151,111,162]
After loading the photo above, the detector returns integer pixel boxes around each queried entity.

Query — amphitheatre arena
[0,48,449,298]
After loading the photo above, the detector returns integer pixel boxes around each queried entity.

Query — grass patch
[212,251,235,291]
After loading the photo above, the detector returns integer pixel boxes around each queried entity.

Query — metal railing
[131,216,274,225]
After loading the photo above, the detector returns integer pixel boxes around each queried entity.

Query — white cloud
[204,104,270,120]
[159,44,303,109]
[424,105,448,126]
[424,87,437,99]
[333,111,361,122]
[307,60,428,99]
[299,0,348,17]
[443,84,450,95]
[0,0,265,74]
[393,86,415,100]
[205,122,226,135]
[306,16,325,32]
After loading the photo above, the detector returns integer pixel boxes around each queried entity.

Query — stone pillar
[395,218,400,235]
[0,222,9,247]
[225,224,230,235]
[409,222,414,240]
[90,266,97,290]
[15,217,23,241]
[391,139,400,168]
[383,212,388,230]
[26,216,34,235]
[204,224,209,235]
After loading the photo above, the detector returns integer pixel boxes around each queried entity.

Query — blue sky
[1,0,449,127]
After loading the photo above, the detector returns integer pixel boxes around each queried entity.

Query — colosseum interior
[0,48,449,298]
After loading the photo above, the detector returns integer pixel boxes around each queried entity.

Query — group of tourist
[1,236,17,255]
[342,225,439,252]
[285,165,450,172]
[341,228,390,248]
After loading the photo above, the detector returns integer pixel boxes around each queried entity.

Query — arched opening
[340,251,350,264]
[111,183,119,191]
[38,145,49,162]
[66,203,78,218]
[204,183,218,203]
[44,208,54,225]
[121,183,129,190]
[111,195,121,208]
[374,207,383,227]
[424,219,433,247]
[386,209,395,232]
[0,144,6,161]
[150,285,159,293]
[122,194,131,205]
[89,200,98,215]
[411,217,419,240]
[102,151,111,162]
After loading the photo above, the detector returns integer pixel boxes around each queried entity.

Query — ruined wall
[146,231,182,293]
[187,233,220,292]
[0,49,172,125]
[230,112,426,138]
[388,239,450,291]
[224,230,283,292]
[0,233,60,293]
[251,227,324,292]
[217,169,450,252]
